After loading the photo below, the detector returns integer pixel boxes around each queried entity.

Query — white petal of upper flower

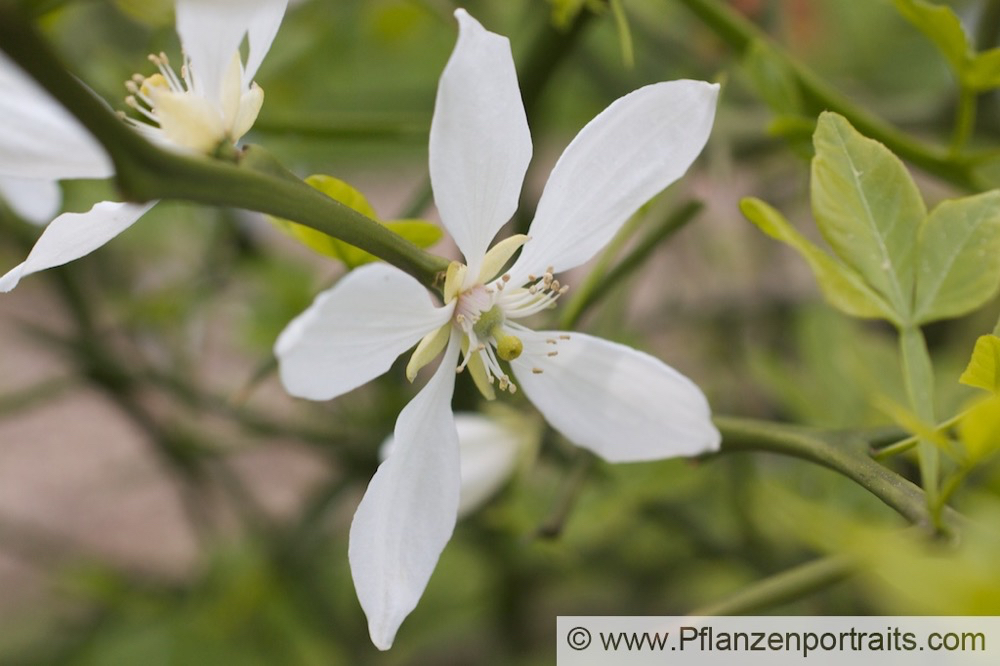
[350,337,462,651]
[380,412,522,518]
[429,9,532,280]
[0,200,155,292]
[0,176,61,225]
[509,80,719,282]
[511,331,720,462]
[174,0,288,105]
[242,0,290,84]
[275,263,454,401]
[0,52,112,180]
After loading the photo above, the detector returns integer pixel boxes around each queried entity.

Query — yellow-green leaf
[811,112,925,323]
[958,396,1000,462]
[335,220,443,268]
[740,197,899,324]
[268,175,441,268]
[967,48,1000,90]
[959,334,1000,394]
[305,175,378,220]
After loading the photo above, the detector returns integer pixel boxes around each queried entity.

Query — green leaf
[811,111,925,323]
[958,396,1000,462]
[959,334,1000,394]
[740,197,899,323]
[913,191,1000,323]
[269,175,441,268]
[893,0,972,78]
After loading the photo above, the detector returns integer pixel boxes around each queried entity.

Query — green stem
[872,410,966,461]
[689,554,855,616]
[673,0,981,190]
[898,326,940,524]
[0,6,448,286]
[951,87,977,156]
[714,416,955,531]
[536,453,594,539]
[559,200,702,329]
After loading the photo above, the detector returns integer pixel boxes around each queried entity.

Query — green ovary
[472,305,523,361]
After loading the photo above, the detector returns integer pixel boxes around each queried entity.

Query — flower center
[451,267,569,397]
[122,52,262,155]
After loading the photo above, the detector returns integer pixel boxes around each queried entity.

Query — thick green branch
[674,0,982,190]
[715,416,957,531]
[0,5,449,286]
[689,554,855,616]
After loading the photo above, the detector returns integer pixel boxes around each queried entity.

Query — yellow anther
[140,73,168,97]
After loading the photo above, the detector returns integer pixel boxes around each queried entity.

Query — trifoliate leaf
[959,335,1000,394]
[740,197,899,324]
[811,112,925,324]
[913,191,1000,323]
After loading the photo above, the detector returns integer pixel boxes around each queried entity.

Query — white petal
[509,80,719,282]
[428,9,532,278]
[381,412,522,518]
[274,263,454,401]
[0,52,113,180]
[350,337,461,650]
[0,200,155,292]
[0,176,61,225]
[511,331,720,462]
[175,0,288,105]
[242,0,290,83]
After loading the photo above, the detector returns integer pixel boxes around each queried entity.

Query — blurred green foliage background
[1,0,999,664]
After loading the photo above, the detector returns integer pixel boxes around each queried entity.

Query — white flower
[0,0,288,292]
[274,9,721,651]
